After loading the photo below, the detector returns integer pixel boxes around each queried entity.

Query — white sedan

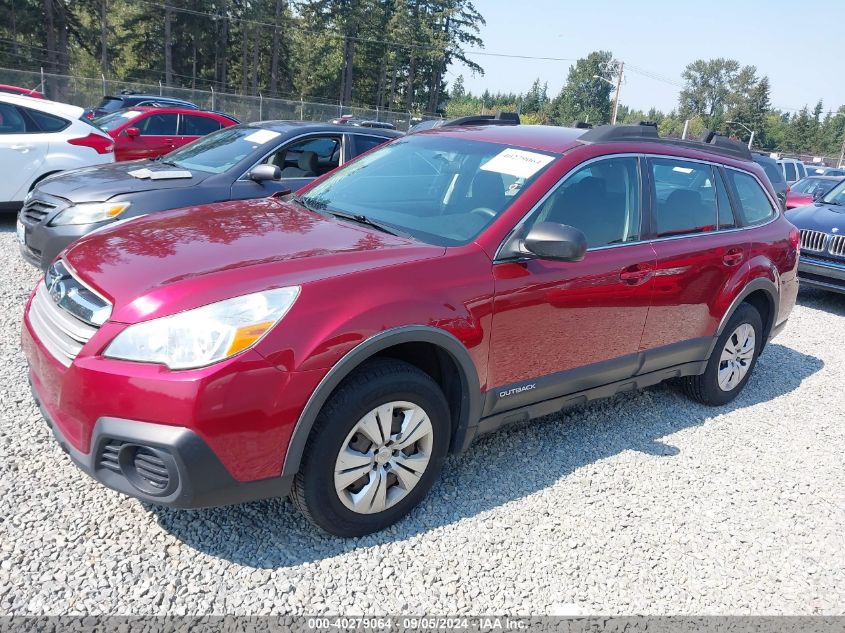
[0,93,114,211]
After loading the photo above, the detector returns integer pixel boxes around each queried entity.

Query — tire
[682,302,763,406]
[291,358,451,537]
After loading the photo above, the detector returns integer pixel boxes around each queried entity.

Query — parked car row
[20,119,802,537]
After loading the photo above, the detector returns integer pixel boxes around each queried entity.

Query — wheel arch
[716,277,778,344]
[281,325,482,476]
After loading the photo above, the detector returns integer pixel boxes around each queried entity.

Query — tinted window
[181,114,222,136]
[753,158,784,185]
[96,97,124,113]
[136,113,178,135]
[716,171,736,229]
[25,107,69,132]
[782,162,797,182]
[353,135,389,156]
[652,158,717,237]
[0,103,27,133]
[726,170,776,225]
[826,169,845,177]
[301,134,559,246]
[797,163,807,179]
[530,156,641,248]
[290,136,339,159]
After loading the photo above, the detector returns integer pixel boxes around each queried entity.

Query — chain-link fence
[0,67,442,132]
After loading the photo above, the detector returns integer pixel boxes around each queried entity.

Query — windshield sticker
[128,168,193,180]
[480,148,554,179]
[243,129,281,144]
[121,110,143,118]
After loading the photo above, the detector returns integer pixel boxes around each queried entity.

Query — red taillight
[68,133,114,155]
[86,111,94,120]
[786,184,791,193]
[789,225,800,252]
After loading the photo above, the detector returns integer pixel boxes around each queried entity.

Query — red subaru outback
[22,122,800,536]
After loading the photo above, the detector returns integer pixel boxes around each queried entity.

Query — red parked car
[0,84,44,99]
[22,122,799,536]
[785,175,844,209]
[93,107,238,161]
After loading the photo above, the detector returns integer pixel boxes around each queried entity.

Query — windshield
[792,177,836,195]
[300,134,559,246]
[822,179,845,205]
[93,109,142,132]
[162,126,282,174]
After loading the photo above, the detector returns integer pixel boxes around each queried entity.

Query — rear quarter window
[726,170,776,225]
[24,108,69,132]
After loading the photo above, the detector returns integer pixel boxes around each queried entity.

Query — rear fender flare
[713,276,778,351]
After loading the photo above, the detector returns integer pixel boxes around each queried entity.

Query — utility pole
[838,132,845,168]
[612,61,624,125]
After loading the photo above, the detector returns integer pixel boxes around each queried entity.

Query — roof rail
[578,123,752,161]
[572,121,593,129]
[443,111,520,127]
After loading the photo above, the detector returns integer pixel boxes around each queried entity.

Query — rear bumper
[30,374,293,508]
[796,255,845,294]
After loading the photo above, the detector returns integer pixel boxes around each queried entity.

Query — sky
[445,0,844,115]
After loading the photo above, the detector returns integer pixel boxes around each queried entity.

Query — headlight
[50,201,130,226]
[104,287,300,369]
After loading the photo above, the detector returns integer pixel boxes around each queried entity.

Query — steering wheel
[469,207,496,220]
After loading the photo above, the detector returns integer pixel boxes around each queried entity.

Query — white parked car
[776,157,807,185]
[0,93,114,211]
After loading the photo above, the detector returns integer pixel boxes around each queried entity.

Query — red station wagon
[93,107,238,161]
[22,122,800,536]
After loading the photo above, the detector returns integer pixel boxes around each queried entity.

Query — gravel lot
[0,215,843,616]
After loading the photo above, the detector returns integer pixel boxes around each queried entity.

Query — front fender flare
[281,325,482,476]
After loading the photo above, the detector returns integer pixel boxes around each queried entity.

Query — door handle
[11,144,34,152]
[620,264,654,285]
[722,249,745,266]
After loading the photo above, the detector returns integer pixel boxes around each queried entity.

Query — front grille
[829,235,845,258]
[22,199,57,224]
[28,282,99,367]
[800,229,829,253]
[133,449,170,490]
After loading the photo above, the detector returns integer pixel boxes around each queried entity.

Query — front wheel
[682,302,763,406]
[291,359,450,537]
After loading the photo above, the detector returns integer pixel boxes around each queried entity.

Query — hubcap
[334,401,434,514]
[717,323,756,392]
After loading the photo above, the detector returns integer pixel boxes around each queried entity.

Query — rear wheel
[291,359,450,537]
[682,302,763,406]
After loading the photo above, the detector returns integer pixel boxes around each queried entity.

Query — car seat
[280,151,318,178]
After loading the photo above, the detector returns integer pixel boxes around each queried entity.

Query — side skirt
[473,359,707,441]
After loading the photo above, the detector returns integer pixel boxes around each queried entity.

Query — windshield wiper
[326,210,402,236]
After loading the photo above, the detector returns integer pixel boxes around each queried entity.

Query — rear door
[639,156,747,358]
[125,112,179,160]
[177,114,223,149]
[0,102,48,203]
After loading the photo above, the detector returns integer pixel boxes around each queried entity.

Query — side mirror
[249,164,282,182]
[125,127,140,138]
[522,222,588,262]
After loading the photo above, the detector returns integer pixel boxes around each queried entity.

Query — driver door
[485,155,656,416]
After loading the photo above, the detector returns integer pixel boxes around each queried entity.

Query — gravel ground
[0,215,843,616]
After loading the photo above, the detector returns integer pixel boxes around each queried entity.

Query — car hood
[36,161,212,203]
[63,198,445,323]
[785,202,845,232]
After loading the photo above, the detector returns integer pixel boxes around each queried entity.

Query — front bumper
[796,254,845,294]
[18,220,99,271]
[30,376,292,508]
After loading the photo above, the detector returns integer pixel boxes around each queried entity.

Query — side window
[0,103,27,134]
[715,170,736,229]
[352,135,388,156]
[725,170,776,225]
[797,163,807,179]
[180,115,222,136]
[651,158,717,237]
[529,156,641,249]
[782,162,797,182]
[135,113,178,136]
[23,107,69,132]
[264,136,341,176]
